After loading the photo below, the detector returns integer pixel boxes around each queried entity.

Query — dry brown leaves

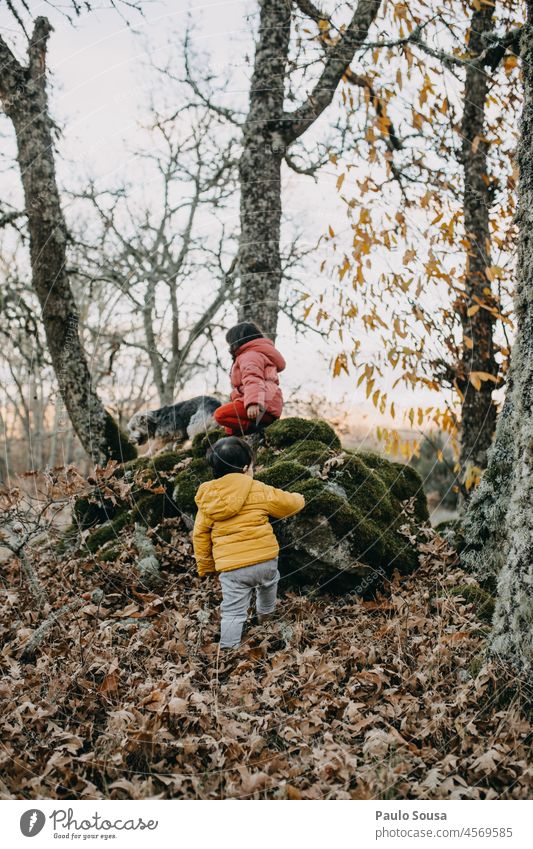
[0,519,531,800]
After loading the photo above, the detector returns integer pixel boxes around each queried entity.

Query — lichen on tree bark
[464,11,533,682]
[458,2,500,478]
[0,17,136,467]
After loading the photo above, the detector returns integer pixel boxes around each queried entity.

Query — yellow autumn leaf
[464,336,474,349]
[333,353,349,378]
[475,371,498,383]
[485,265,504,282]
[467,305,480,317]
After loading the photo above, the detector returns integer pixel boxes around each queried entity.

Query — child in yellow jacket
[192,436,305,648]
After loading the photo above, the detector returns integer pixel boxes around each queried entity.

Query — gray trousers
[219,558,279,648]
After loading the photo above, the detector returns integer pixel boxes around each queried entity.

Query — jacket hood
[236,337,286,371]
[195,473,254,520]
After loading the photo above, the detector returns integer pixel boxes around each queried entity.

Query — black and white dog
[127,395,221,454]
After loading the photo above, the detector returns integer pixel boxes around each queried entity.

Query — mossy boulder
[85,510,131,553]
[265,417,341,450]
[252,446,425,589]
[63,450,197,554]
[68,417,429,593]
[191,428,226,457]
[122,448,193,475]
[172,458,214,515]
[98,545,121,563]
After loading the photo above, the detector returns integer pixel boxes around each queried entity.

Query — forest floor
[0,516,531,800]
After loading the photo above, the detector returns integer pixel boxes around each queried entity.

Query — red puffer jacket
[230,338,286,417]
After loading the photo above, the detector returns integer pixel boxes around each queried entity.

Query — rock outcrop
[65,418,429,593]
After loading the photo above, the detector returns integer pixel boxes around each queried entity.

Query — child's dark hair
[206,436,253,479]
[226,321,264,355]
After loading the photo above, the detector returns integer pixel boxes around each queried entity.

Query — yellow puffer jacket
[192,473,305,576]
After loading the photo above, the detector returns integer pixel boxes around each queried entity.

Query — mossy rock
[104,411,138,462]
[98,545,121,563]
[68,416,429,592]
[123,449,193,475]
[358,451,428,523]
[72,448,195,546]
[280,439,337,467]
[130,492,175,527]
[86,510,131,553]
[191,427,226,457]
[256,460,312,491]
[254,445,279,467]
[265,417,341,450]
[449,584,495,623]
[334,454,396,523]
[73,490,119,530]
[172,457,213,516]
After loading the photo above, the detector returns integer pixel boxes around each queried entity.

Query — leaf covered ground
[0,518,531,800]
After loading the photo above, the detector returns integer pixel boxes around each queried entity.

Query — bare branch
[283,0,382,143]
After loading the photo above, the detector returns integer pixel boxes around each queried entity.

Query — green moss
[172,458,213,514]
[265,417,341,450]
[104,411,138,462]
[86,510,131,553]
[280,439,336,467]
[295,478,355,533]
[254,446,278,467]
[130,492,173,527]
[255,460,311,491]
[450,584,495,623]
[357,451,428,522]
[73,491,119,530]
[191,428,226,458]
[123,449,192,475]
[468,652,487,677]
[98,545,121,563]
[334,455,396,523]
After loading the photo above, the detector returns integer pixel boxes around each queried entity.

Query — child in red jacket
[214,321,286,436]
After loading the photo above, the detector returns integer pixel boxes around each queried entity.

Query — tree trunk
[238,0,382,339]
[460,378,516,586]
[0,18,136,467]
[464,12,533,681]
[458,2,499,478]
[489,13,533,680]
[238,0,292,339]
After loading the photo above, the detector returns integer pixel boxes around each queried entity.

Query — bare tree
[0,17,137,466]
[72,105,239,406]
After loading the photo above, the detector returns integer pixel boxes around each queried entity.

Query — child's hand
[246,404,260,419]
